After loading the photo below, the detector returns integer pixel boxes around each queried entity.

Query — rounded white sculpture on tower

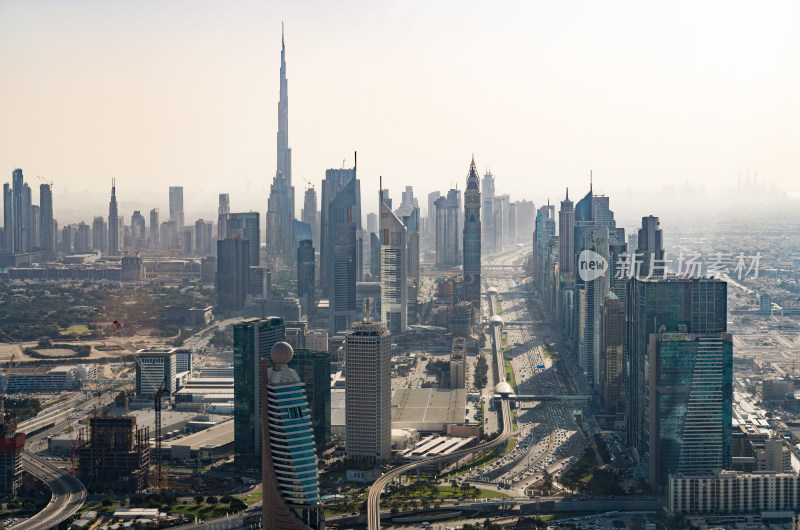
[270,341,294,367]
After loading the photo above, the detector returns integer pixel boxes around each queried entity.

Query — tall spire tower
[276,22,294,220]
[463,156,482,308]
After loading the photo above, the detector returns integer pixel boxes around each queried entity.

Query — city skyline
[2,1,800,225]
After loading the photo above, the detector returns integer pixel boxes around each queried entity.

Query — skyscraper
[463,157,482,307]
[297,239,315,317]
[276,25,294,222]
[2,183,13,253]
[92,217,106,252]
[234,317,286,467]
[636,215,665,278]
[216,238,249,312]
[261,342,323,530]
[320,161,358,297]
[345,317,391,464]
[559,189,574,278]
[602,292,624,415]
[288,348,332,452]
[217,194,229,241]
[626,277,729,489]
[7,169,32,254]
[481,170,495,254]
[426,191,441,252]
[227,212,261,295]
[327,175,360,333]
[39,183,53,258]
[380,197,407,334]
[131,210,146,245]
[267,172,294,268]
[434,190,460,268]
[149,208,159,247]
[301,187,319,250]
[108,180,119,255]
[168,186,184,230]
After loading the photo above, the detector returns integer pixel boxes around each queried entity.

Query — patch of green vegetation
[504,360,517,391]
[474,354,488,390]
[60,324,90,335]
[5,397,42,420]
[561,446,624,496]
[496,302,502,315]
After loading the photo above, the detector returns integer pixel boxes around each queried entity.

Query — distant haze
[2,0,799,225]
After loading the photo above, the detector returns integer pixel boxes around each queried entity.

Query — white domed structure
[487,287,498,294]
[489,315,504,326]
[494,381,515,395]
[270,341,294,367]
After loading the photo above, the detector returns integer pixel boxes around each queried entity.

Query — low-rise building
[669,469,800,515]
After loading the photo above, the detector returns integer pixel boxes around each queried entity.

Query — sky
[1,0,799,225]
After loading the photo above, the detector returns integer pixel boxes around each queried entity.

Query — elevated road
[367,288,516,529]
[13,452,86,530]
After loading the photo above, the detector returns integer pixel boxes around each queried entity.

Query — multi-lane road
[12,452,86,530]
[366,286,517,530]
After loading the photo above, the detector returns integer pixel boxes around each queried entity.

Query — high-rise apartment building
[108,180,120,255]
[234,317,285,467]
[261,342,323,530]
[168,186,184,230]
[345,318,391,464]
[380,198,407,334]
[463,158,482,307]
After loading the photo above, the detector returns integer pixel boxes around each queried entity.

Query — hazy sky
[1,0,799,224]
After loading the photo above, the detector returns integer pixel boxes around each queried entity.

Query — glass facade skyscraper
[288,349,331,453]
[234,317,286,468]
[261,342,322,530]
[649,332,732,488]
[626,277,729,489]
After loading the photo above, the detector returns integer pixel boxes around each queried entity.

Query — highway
[366,285,517,530]
[12,452,86,530]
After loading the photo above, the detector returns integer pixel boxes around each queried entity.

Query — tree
[229,498,247,512]
[101,498,114,507]
[206,496,218,505]
[542,469,553,495]
[194,495,204,505]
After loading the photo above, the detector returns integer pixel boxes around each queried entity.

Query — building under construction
[0,411,25,497]
[76,415,150,493]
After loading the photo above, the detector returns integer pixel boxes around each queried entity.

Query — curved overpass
[13,452,87,530]
[366,287,515,529]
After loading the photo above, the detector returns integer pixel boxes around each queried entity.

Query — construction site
[76,415,151,494]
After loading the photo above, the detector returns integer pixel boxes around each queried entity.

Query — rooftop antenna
[590,170,593,193]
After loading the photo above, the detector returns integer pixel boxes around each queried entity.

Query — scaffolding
[76,415,150,493]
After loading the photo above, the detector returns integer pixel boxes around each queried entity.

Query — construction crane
[154,373,171,488]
